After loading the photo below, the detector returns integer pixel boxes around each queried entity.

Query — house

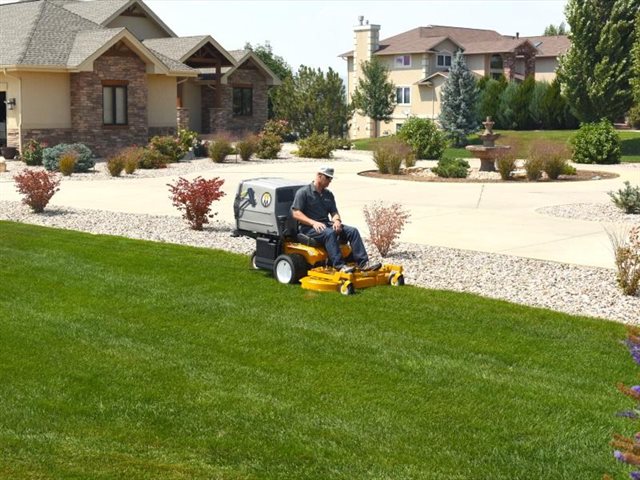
[340,20,570,139]
[0,0,281,156]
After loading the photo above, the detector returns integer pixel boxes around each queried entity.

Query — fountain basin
[465,145,511,172]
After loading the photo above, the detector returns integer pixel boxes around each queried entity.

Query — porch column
[177,107,190,131]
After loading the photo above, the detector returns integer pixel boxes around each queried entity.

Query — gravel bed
[537,203,640,224]
[0,145,363,182]
[2,200,638,324]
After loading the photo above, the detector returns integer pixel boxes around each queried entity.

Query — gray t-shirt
[291,183,338,224]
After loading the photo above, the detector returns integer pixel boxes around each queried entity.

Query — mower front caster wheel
[390,273,405,287]
[250,251,259,270]
[340,281,355,296]
[273,254,308,284]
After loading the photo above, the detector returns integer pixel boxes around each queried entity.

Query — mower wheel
[273,254,307,284]
[390,273,405,287]
[340,281,355,296]
[250,251,259,270]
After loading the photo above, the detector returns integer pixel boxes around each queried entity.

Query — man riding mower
[232,175,404,295]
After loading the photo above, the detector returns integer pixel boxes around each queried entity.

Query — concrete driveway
[2,147,639,269]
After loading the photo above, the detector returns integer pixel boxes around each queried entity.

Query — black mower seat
[296,232,320,247]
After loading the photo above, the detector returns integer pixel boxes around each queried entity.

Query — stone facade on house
[70,45,148,157]
[203,67,268,135]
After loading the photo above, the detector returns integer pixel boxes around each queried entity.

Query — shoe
[339,265,355,274]
[359,262,382,271]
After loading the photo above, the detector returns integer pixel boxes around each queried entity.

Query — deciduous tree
[351,57,396,138]
[272,66,352,138]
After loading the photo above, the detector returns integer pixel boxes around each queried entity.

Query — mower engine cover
[233,177,307,238]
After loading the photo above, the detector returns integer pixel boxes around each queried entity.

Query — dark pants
[302,223,369,268]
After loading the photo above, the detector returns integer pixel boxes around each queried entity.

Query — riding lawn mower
[233,177,404,295]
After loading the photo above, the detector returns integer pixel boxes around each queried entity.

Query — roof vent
[358,15,364,26]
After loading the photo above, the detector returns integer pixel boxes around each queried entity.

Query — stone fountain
[465,117,511,172]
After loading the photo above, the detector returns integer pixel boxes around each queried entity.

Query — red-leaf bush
[14,169,61,213]
[363,201,411,257]
[168,176,225,230]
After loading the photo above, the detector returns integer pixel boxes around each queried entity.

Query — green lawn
[353,129,640,162]
[0,221,635,479]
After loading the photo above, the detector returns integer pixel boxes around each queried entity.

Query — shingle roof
[462,38,535,55]
[61,0,129,25]
[143,36,208,61]
[0,0,105,67]
[520,35,570,57]
[339,25,568,59]
[66,27,123,66]
[0,0,194,73]
[228,49,248,62]
[0,1,44,65]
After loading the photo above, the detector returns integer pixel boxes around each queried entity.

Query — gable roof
[462,38,537,55]
[60,0,176,37]
[221,50,282,86]
[143,35,236,67]
[0,0,193,74]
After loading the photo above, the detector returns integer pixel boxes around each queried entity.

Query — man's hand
[332,219,343,234]
[312,221,327,233]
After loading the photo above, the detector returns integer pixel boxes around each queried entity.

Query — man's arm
[292,208,327,233]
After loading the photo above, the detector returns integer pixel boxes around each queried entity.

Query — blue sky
[146,0,568,74]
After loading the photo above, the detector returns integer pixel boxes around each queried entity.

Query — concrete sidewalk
[2,148,640,269]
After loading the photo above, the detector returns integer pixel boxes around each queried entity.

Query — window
[394,55,411,67]
[396,87,410,105]
[437,53,452,68]
[233,87,253,116]
[490,54,503,70]
[395,123,403,134]
[103,85,127,125]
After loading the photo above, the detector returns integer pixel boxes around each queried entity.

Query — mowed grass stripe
[0,221,634,479]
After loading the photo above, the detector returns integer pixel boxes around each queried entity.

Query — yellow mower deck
[300,264,404,295]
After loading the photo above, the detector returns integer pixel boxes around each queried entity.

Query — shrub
[255,133,282,159]
[138,149,170,169]
[167,176,226,230]
[106,155,125,177]
[208,135,233,163]
[262,119,291,141]
[13,169,60,213]
[628,105,640,129]
[570,119,621,164]
[296,132,337,159]
[431,157,470,178]
[372,140,413,174]
[606,227,640,296]
[235,134,258,161]
[523,157,544,181]
[177,129,199,153]
[528,140,571,180]
[495,150,517,180]
[114,146,144,175]
[43,143,94,172]
[397,117,446,159]
[149,135,183,163]
[58,151,77,176]
[609,181,640,214]
[363,201,411,257]
[22,138,46,166]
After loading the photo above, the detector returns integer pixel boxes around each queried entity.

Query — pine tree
[351,58,396,138]
[439,50,479,146]
[558,0,640,122]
